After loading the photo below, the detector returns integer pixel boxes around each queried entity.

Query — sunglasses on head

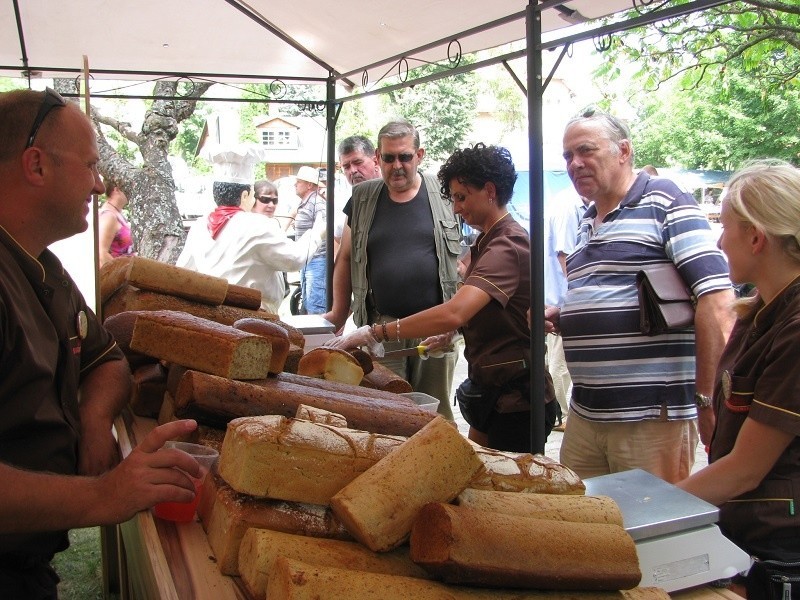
[256,195,279,204]
[380,152,415,164]
[26,87,67,149]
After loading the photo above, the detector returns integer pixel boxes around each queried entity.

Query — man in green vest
[324,121,461,418]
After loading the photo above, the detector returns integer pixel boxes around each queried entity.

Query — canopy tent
[2,0,734,452]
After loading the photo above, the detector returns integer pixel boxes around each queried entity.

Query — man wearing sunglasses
[324,120,461,419]
[0,88,203,598]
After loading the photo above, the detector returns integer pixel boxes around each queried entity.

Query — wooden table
[106,410,746,600]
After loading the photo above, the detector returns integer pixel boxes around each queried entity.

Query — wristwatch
[694,392,713,408]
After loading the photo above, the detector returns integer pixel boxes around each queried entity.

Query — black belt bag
[747,559,800,600]
[455,378,500,432]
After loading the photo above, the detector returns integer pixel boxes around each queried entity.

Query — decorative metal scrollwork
[298,100,325,114]
[174,76,196,97]
[269,79,287,99]
[594,34,613,52]
[362,70,369,88]
[447,39,462,68]
[397,58,409,83]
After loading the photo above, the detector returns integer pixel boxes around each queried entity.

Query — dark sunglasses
[380,152,415,164]
[26,87,67,149]
[256,195,279,204]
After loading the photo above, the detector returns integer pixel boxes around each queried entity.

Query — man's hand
[696,407,715,449]
[94,419,201,525]
[324,325,384,357]
[544,305,561,334]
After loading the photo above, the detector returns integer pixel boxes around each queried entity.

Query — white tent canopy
[2,0,634,86]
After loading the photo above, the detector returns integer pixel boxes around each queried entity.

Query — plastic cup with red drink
[153,441,219,523]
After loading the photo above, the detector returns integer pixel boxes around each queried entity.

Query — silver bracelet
[395,319,400,342]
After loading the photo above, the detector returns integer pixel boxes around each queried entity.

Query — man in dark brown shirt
[0,88,200,598]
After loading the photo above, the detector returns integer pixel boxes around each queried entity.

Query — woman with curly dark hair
[328,143,557,451]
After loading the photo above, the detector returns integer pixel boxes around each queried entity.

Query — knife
[376,345,453,361]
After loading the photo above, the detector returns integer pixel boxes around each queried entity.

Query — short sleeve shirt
[560,172,731,422]
[710,279,800,558]
[463,214,531,387]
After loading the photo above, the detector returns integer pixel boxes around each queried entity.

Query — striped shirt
[561,172,731,422]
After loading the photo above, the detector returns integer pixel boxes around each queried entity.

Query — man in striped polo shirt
[546,111,735,483]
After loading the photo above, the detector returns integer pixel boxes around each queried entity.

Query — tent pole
[325,74,337,311]
[527,0,546,455]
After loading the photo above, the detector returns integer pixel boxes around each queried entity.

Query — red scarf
[207,206,243,239]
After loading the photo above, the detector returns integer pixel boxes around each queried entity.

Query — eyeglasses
[26,87,67,149]
[380,152,415,164]
[256,195,279,204]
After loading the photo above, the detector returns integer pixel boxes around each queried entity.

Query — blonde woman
[678,160,800,575]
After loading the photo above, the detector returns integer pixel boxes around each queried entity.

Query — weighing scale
[584,469,751,593]
[281,314,335,349]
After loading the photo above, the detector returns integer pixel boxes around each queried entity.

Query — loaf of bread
[233,318,290,374]
[172,370,436,436]
[410,503,641,590]
[467,443,585,495]
[126,256,229,306]
[295,404,348,427]
[197,473,350,576]
[102,311,156,369]
[239,528,430,599]
[297,347,364,386]
[223,283,262,310]
[215,413,582,507]
[456,489,623,525]
[360,361,413,393]
[102,286,305,347]
[275,373,416,407]
[129,310,272,380]
[283,344,303,373]
[330,416,483,552]
[266,557,669,600]
[218,415,406,505]
[129,363,168,418]
[98,255,134,304]
[349,348,374,375]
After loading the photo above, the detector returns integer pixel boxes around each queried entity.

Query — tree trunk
[56,78,213,263]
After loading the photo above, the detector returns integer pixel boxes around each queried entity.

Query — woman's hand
[324,325,385,357]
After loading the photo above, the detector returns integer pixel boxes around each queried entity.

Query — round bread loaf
[297,347,364,386]
[233,318,290,374]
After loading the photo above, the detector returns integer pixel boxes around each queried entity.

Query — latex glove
[324,325,385,357]
[419,331,455,355]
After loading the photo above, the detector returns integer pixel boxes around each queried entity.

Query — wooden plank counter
[108,410,746,600]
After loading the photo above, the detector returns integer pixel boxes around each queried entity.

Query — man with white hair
[547,110,735,483]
